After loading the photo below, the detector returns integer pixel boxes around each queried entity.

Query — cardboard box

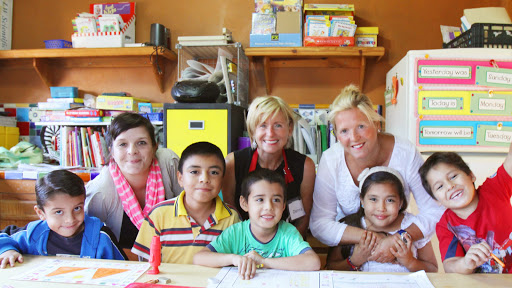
[303,3,356,47]
[0,0,13,50]
[276,11,302,34]
[250,33,302,47]
[72,15,136,48]
[355,27,379,47]
[95,95,148,111]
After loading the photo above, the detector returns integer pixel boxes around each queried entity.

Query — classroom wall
[3,0,511,108]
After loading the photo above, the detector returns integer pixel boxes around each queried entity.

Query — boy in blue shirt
[0,170,125,268]
[194,169,320,279]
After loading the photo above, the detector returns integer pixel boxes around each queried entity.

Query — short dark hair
[240,168,287,202]
[35,170,86,209]
[106,112,157,161]
[419,152,473,199]
[178,142,225,175]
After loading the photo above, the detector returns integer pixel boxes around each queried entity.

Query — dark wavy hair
[36,170,85,209]
[240,168,287,202]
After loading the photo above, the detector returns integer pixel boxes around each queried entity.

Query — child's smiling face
[362,182,403,232]
[426,162,477,215]
[240,180,286,236]
[34,193,85,238]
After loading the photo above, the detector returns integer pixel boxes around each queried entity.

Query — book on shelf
[178,35,232,46]
[65,116,103,123]
[60,126,107,168]
[38,102,84,111]
[47,98,84,103]
[65,108,104,117]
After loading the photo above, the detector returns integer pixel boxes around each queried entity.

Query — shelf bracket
[359,55,366,92]
[33,58,53,89]
[151,54,167,93]
[263,56,271,95]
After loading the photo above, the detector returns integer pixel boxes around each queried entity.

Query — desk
[1,256,511,288]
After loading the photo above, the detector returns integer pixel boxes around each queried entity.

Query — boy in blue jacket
[0,170,125,268]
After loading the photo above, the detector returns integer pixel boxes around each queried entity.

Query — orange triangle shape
[92,268,129,279]
[46,266,88,277]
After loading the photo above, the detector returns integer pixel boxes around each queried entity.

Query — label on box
[356,36,377,47]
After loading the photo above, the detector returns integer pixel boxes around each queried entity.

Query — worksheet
[11,259,149,286]
[207,267,435,288]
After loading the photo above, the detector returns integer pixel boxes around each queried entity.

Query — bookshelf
[245,46,385,94]
[0,47,177,93]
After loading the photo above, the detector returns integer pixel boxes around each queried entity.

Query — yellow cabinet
[164,103,245,156]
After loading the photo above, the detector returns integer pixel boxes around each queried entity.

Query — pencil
[490,253,505,268]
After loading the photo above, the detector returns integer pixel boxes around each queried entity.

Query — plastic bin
[443,23,512,49]
[44,39,73,49]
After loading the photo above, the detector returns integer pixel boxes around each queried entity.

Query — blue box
[50,86,78,98]
[142,112,163,122]
[250,33,302,47]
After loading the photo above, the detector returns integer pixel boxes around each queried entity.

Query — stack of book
[178,28,233,46]
[37,97,85,122]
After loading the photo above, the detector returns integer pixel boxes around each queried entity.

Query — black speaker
[150,23,167,47]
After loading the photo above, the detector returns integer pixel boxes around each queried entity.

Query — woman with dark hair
[85,112,181,249]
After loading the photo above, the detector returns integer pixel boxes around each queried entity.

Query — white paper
[208,267,435,288]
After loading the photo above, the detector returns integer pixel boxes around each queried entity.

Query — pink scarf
[109,158,165,229]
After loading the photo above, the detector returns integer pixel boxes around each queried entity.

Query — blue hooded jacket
[0,214,125,260]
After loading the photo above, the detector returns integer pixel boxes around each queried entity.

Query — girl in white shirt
[325,166,438,272]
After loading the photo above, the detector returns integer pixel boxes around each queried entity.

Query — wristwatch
[397,229,410,244]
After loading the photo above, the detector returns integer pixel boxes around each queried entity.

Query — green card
[476,66,512,88]
[476,124,512,146]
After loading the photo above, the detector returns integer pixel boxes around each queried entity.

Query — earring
[251,140,257,149]
[361,203,364,209]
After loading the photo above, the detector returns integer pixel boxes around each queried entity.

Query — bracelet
[346,256,360,271]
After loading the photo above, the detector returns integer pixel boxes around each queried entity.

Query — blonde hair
[246,96,296,147]
[328,84,384,131]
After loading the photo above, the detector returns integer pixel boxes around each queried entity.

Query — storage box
[72,14,136,48]
[276,11,302,34]
[250,33,302,47]
[303,3,356,47]
[0,126,19,149]
[50,87,78,98]
[443,23,512,49]
[95,95,148,111]
[355,27,378,47]
[164,103,245,157]
[0,0,13,50]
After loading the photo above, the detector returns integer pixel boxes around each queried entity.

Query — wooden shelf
[245,46,385,94]
[0,47,177,93]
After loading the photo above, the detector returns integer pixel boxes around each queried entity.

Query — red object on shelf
[303,36,354,47]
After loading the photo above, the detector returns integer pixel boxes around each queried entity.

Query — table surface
[1,256,511,288]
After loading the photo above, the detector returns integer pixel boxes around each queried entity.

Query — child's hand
[464,242,492,270]
[351,230,377,266]
[0,250,23,269]
[244,250,264,266]
[389,233,414,267]
[232,254,256,280]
